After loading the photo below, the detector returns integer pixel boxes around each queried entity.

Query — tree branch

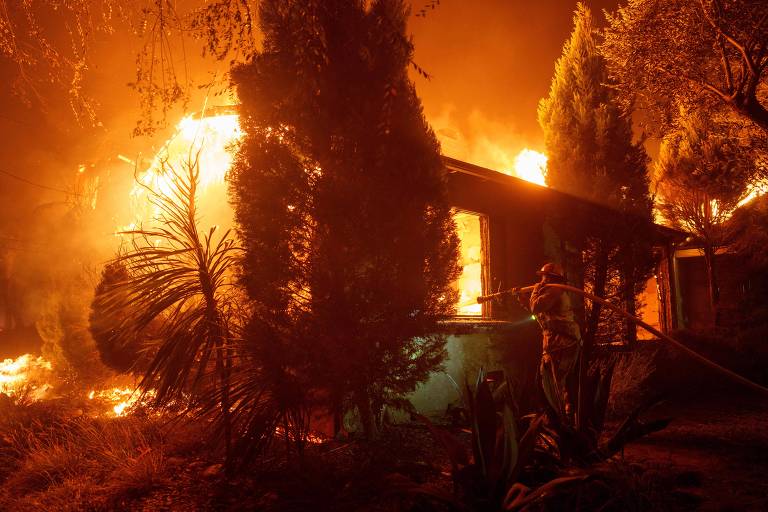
[716,35,734,93]
[700,0,758,77]
[702,81,735,102]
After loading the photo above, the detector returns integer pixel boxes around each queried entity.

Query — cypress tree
[538,3,654,347]
[231,0,460,439]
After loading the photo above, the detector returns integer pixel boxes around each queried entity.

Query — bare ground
[4,386,767,511]
[621,390,768,511]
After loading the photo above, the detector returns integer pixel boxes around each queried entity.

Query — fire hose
[478,284,768,398]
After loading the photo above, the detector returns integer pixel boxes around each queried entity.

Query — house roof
[442,155,686,243]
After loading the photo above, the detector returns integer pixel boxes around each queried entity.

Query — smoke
[430,103,539,174]
[0,0,624,356]
[409,0,622,174]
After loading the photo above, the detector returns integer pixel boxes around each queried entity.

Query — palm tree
[92,154,241,469]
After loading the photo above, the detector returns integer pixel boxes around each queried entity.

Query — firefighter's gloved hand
[512,288,529,311]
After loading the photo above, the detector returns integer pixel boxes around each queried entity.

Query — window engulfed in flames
[454,211,483,316]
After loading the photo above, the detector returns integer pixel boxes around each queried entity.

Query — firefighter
[523,262,582,420]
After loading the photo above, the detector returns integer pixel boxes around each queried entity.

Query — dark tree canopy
[539,4,650,215]
[90,262,155,374]
[603,0,768,134]
[231,0,460,438]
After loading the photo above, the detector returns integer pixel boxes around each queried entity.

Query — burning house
[0,108,691,417]
[118,110,692,417]
[409,157,686,415]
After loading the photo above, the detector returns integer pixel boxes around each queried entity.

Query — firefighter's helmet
[536,262,565,279]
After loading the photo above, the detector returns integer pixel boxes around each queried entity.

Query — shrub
[0,401,167,511]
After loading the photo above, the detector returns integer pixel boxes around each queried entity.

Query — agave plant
[539,357,671,467]
[91,155,242,470]
[415,369,586,511]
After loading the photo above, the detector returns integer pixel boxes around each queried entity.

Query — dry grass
[608,343,661,417]
[0,397,170,511]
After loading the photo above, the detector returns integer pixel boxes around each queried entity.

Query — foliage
[0,0,257,131]
[608,343,660,417]
[656,111,753,320]
[0,397,168,512]
[537,3,655,347]
[726,194,768,269]
[0,0,116,123]
[656,112,754,235]
[130,0,259,135]
[414,369,586,511]
[603,0,768,134]
[231,0,460,439]
[90,262,155,374]
[726,195,768,331]
[538,355,670,470]
[91,155,243,467]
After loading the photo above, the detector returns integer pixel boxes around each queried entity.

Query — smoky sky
[410,0,621,160]
[0,0,622,224]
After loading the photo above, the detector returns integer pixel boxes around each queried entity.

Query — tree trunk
[732,93,768,133]
[585,244,609,349]
[214,331,233,475]
[577,241,609,433]
[623,264,638,349]
[703,243,720,326]
[355,389,378,440]
[333,403,343,438]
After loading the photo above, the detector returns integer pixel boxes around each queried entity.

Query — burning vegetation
[0,354,52,401]
[0,353,149,418]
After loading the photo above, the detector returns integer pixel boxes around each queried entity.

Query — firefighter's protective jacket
[530,283,581,354]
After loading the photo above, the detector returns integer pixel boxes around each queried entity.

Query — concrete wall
[408,323,542,420]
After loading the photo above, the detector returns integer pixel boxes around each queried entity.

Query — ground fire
[0,354,52,401]
[0,354,147,417]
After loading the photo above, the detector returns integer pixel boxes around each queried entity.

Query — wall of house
[406,163,683,423]
[408,323,542,419]
[404,168,574,420]
[675,252,750,329]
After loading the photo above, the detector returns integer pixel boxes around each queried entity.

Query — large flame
[122,112,243,235]
[512,149,547,186]
[737,180,768,209]
[454,211,483,316]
